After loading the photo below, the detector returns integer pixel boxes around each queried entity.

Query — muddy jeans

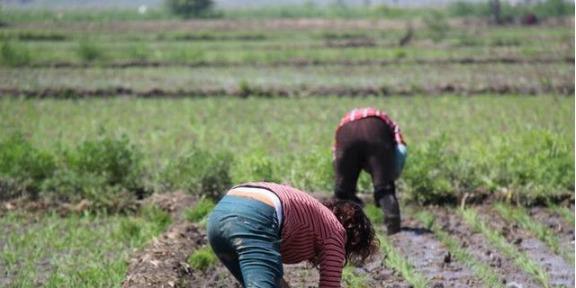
[207,195,283,288]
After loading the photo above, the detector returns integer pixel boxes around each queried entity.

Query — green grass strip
[184,197,215,223]
[413,210,503,288]
[550,204,575,227]
[460,208,550,288]
[187,245,218,271]
[494,203,574,266]
[341,265,369,288]
[0,206,171,287]
[377,232,428,288]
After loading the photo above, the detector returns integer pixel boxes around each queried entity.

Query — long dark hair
[322,199,379,265]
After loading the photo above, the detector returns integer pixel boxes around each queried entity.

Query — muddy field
[122,192,575,288]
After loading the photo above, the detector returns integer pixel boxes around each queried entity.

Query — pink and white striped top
[234,182,346,288]
[336,107,406,145]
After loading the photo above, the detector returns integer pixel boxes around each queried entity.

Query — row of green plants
[494,203,574,264]
[0,40,110,67]
[460,208,550,287]
[0,28,557,48]
[0,129,572,210]
[1,0,572,22]
[413,210,504,287]
[0,39,565,68]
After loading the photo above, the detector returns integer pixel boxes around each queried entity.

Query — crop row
[1,38,572,68]
[0,96,573,210]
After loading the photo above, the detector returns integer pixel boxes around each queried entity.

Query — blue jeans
[207,195,283,288]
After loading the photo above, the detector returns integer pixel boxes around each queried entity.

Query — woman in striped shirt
[333,107,407,235]
[207,182,378,288]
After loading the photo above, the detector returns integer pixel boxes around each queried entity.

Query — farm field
[0,4,574,288]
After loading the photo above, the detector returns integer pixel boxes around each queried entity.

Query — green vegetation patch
[0,40,32,67]
[187,246,217,271]
[0,96,573,205]
[342,265,368,288]
[0,134,56,199]
[0,133,147,211]
[160,147,232,199]
[0,206,170,287]
[364,204,384,224]
[184,197,215,223]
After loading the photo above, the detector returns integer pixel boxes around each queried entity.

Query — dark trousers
[334,117,397,206]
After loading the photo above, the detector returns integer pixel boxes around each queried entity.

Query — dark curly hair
[322,199,379,265]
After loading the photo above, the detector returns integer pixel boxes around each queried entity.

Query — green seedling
[413,210,503,287]
[495,203,574,265]
[378,232,428,288]
[460,208,550,287]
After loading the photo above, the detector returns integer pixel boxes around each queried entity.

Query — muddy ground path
[123,193,575,288]
[425,207,540,287]
[476,206,575,288]
[391,215,481,288]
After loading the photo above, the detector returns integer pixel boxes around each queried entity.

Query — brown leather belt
[227,188,275,207]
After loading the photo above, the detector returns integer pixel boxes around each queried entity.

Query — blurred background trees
[166,0,214,18]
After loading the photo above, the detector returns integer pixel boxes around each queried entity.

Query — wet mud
[392,217,481,287]
[528,206,575,259]
[429,207,540,287]
[477,206,575,288]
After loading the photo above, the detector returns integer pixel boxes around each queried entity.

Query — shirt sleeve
[318,234,346,288]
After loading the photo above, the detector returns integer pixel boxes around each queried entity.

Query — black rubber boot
[378,194,401,235]
[374,182,401,235]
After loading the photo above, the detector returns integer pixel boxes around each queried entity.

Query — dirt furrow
[178,258,240,288]
[478,206,575,287]
[391,217,481,287]
[1,82,573,99]
[19,57,574,70]
[123,192,204,288]
[122,223,205,288]
[528,206,575,258]
[431,207,540,287]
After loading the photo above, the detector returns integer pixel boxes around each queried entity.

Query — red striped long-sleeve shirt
[234,182,346,288]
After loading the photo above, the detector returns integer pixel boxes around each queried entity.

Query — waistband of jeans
[227,188,275,207]
[228,187,283,226]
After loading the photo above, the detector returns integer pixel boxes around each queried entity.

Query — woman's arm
[318,236,346,288]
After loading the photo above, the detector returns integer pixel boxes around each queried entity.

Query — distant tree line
[166,0,215,18]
